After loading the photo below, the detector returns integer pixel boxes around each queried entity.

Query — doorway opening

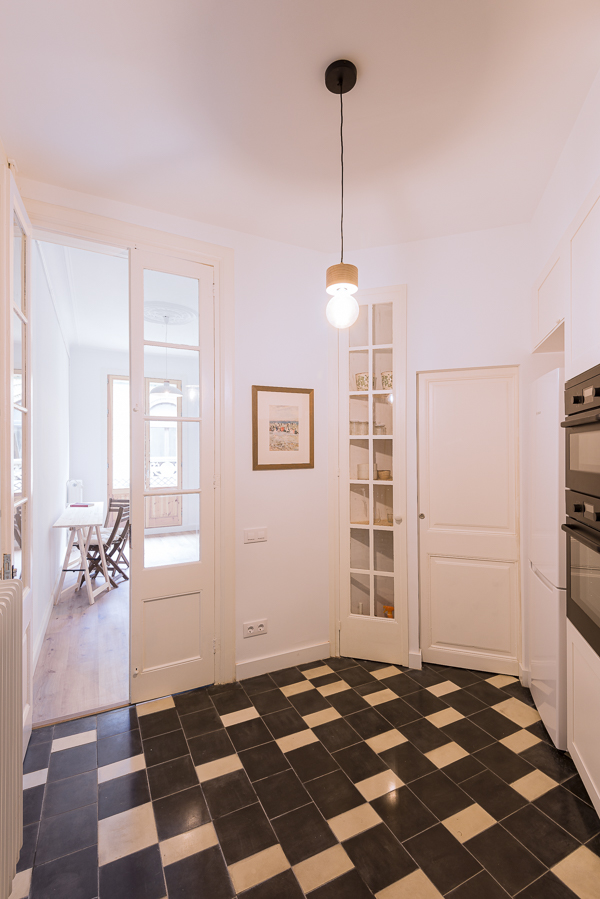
[31,234,130,723]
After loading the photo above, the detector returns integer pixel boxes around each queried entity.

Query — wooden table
[53,503,111,606]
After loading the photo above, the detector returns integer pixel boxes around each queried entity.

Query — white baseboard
[408,650,422,670]
[235,642,331,681]
[33,590,56,673]
[519,663,531,687]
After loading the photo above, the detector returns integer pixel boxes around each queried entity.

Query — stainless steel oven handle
[561,413,600,428]
[562,522,600,554]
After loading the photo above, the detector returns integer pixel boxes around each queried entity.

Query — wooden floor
[32,575,129,725]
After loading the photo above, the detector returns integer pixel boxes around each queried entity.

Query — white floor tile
[372,666,401,681]
[442,803,495,843]
[425,742,468,768]
[136,696,175,716]
[8,869,31,899]
[511,769,558,800]
[276,730,318,753]
[486,674,518,688]
[195,754,241,782]
[228,844,289,893]
[293,844,353,892]
[328,803,382,841]
[281,681,313,697]
[499,729,541,754]
[493,697,540,728]
[317,681,351,697]
[426,708,464,728]
[52,729,97,753]
[426,681,460,697]
[23,768,48,789]
[356,770,403,801]
[97,753,146,783]
[98,802,158,866]
[366,730,407,754]
[160,823,218,866]
[303,665,333,680]
[375,868,443,898]
[553,846,600,899]
[220,706,259,727]
[365,688,398,706]
[302,708,341,729]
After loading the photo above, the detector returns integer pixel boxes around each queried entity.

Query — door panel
[418,367,519,674]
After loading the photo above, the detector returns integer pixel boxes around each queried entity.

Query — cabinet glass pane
[373,394,393,436]
[349,304,368,347]
[145,421,200,491]
[13,312,23,406]
[350,350,370,392]
[144,493,200,567]
[374,439,393,482]
[374,530,394,572]
[351,573,370,615]
[112,378,130,490]
[350,440,369,480]
[13,408,22,497]
[144,270,199,346]
[374,575,394,619]
[13,504,24,579]
[374,484,393,526]
[373,303,392,345]
[144,346,200,417]
[350,484,370,525]
[13,216,25,311]
[350,529,370,570]
[349,395,369,435]
[373,348,392,392]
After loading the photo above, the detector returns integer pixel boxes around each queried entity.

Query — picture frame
[252,386,314,471]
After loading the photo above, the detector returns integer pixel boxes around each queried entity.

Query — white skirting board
[408,650,423,670]
[235,642,330,681]
[519,663,531,688]
[567,621,600,817]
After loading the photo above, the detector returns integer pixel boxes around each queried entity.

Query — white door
[339,287,408,664]
[1,167,33,752]
[130,249,215,702]
[418,367,520,675]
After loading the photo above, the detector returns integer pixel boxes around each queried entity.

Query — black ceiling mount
[325,59,357,94]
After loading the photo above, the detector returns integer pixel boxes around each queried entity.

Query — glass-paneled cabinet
[339,287,407,664]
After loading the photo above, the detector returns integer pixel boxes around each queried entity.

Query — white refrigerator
[529,368,567,749]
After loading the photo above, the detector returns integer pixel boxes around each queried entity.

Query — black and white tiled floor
[13,658,600,898]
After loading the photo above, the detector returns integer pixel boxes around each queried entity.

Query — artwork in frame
[252,386,314,471]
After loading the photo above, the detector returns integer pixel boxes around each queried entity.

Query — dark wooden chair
[87,507,123,588]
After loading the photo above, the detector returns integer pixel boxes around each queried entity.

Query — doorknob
[394,516,402,524]
[419,513,425,519]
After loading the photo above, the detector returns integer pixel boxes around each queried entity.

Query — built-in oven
[562,518,600,657]
[563,364,600,499]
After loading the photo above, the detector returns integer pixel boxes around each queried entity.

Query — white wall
[31,242,70,666]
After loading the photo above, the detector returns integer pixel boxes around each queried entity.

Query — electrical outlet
[243,528,268,544]
[243,619,268,638]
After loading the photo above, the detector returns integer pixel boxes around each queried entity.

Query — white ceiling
[4,1,600,251]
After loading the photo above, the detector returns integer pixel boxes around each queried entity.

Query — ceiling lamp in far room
[149,314,184,397]
[325,59,359,330]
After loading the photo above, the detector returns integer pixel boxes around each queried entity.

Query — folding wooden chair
[86,507,123,588]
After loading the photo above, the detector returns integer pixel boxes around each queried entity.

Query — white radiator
[0,580,23,899]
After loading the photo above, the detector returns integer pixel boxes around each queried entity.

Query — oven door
[562,519,600,656]
[562,413,600,499]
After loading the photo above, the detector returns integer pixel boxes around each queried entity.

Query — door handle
[419,513,425,520]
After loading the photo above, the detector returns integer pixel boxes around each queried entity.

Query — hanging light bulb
[149,314,183,397]
[325,60,359,330]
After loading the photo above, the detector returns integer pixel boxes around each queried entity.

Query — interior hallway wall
[31,242,70,666]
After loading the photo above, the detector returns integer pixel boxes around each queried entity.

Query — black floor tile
[563,772,594,807]
[250,688,291,716]
[520,742,578,784]
[202,768,257,818]
[153,784,211,840]
[409,770,472,820]
[402,689,447,716]
[172,686,213,715]
[405,667,445,688]
[96,729,141,768]
[312,672,343,687]
[288,688,331,716]
[444,754,486,784]
[327,689,369,716]
[305,769,364,819]
[461,769,526,820]
[371,785,437,841]
[43,770,98,818]
[97,706,138,740]
[587,832,600,856]
[54,716,97,738]
[380,741,436,783]
[442,690,488,717]
[30,845,98,899]
[138,708,181,741]
[214,802,278,865]
[379,673,420,697]
[238,741,290,782]
[400,718,452,753]
[473,742,535,784]
[502,803,579,867]
[446,870,511,898]
[269,667,305,687]
[23,784,45,826]
[262,707,309,739]
[312,717,361,752]
[271,802,337,865]
[23,740,52,774]
[226,717,272,752]
[99,844,166,899]
[308,868,374,899]
[465,823,547,895]
[333,741,387,783]
[443,668,485,689]
[147,754,199,801]
[99,770,150,820]
[526,719,554,744]
[48,742,98,781]
[339,666,376,687]
[287,741,339,783]
[516,872,581,898]
[143,729,189,767]
[239,868,304,899]
[470,708,521,739]
[404,822,482,894]
[165,845,234,898]
[239,673,276,696]
[29,725,54,746]
[343,822,417,892]
[355,680,389,697]
[441,718,495,753]
[17,822,38,872]
[501,681,535,707]
[376,696,421,728]
[357,659,388,671]
[253,767,311,818]
[534,785,600,842]
[188,729,236,766]
[326,657,359,672]
[180,707,223,739]
[466,681,508,707]
[211,686,253,716]
[35,803,97,865]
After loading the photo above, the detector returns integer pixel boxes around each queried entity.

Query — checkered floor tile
[12,659,600,898]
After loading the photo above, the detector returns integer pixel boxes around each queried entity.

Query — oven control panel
[565,363,600,415]
[566,491,600,530]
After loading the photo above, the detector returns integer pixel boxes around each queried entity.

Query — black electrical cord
[340,82,344,264]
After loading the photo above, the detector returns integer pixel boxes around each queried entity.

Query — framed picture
[252,386,314,471]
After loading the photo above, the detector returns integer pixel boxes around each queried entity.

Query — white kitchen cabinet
[532,247,567,352]
[567,621,600,817]
[569,195,600,379]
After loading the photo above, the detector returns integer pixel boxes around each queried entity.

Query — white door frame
[23,199,236,686]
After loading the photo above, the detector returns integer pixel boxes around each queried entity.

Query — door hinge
[3,554,11,580]
[212,475,220,489]
[213,639,217,655]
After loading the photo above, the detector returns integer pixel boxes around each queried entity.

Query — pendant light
[325,59,359,329]
[149,315,183,396]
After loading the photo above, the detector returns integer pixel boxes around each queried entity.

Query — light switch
[243,528,268,544]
